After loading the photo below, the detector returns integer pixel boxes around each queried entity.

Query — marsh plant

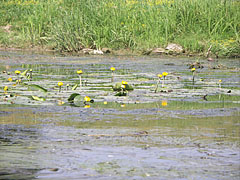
[0,0,239,56]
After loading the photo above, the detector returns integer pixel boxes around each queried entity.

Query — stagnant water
[0,51,239,179]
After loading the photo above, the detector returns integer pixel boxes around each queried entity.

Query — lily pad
[112,82,134,91]
[30,95,46,101]
[68,93,80,102]
[28,84,48,92]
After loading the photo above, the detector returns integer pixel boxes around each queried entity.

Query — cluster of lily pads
[1,63,226,108]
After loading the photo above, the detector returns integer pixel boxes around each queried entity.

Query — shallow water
[0,51,240,179]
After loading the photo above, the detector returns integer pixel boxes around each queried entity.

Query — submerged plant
[58,82,63,92]
[110,67,115,82]
[77,70,83,88]
[162,72,168,88]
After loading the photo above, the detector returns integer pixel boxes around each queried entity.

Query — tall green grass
[0,0,239,56]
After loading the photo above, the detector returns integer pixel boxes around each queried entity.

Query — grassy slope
[0,0,239,56]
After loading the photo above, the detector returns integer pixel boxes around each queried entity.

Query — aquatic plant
[4,86,8,94]
[110,67,115,82]
[58,82,63,92]
[66,84,69,91]
[161,100,167,106]
[162,72,168,88]
[218,80,222,88]
[8,77,13,82]
[155,74,162,93]
[191,68,196,86]
[15,70,21,84]
[77,70,83,88]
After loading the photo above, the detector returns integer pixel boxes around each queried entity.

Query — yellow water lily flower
[121,85,126,89]
[191,68,196,72]
[15,70,21,75]
[110,67,115,71]
[162,72,168,77]
[58,100,65,105]
[84,96,91,102]
[158,74,162,78]
[8,77,13,82]
[16,79,21,83]
[161,100,168,106]
[219,80,222,83]
[120,104,126,108]
[122,81,128,85]
[77,70,83,75]
[58,82,63,86]
[104,101,108,105]
[84,105,91,108]
[4,86,8,91]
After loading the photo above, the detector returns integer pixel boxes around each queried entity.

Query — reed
[0,0,239,56]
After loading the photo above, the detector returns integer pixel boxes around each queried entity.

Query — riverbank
[0,0,239,57]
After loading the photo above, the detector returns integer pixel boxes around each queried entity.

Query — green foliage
[112,82,134,91]
[0,0,239,56]
[28,84,48,92]
[30,95,45,101]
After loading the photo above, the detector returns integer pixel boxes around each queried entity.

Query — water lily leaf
[28,84,48,92]
[72,84,78,90]
[113,82,134,91]
[115,92,127,96]
[31,95,46,101]
[21,69,29,77]
[68,93,80,102]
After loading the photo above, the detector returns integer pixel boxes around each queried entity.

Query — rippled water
[0,51,239,179]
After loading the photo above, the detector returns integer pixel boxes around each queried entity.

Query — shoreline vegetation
[0,0,239,57]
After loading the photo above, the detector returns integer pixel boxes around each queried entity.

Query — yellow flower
[162,72,168,77]
[191,68,196,72]
[8,77,13,82]
[16,79,21,83]
[219,80,222,83]
[142,24,145,27]
[84,96,91,102]
[77,70,83,75]
[110,67,115,71]
[120,104,126,108]
[58,82,63,86]
[158,74,162,78]
[122,81,128,85]
[121,85,126,89]
[15,70,21,75]
[4,86,8,92]
[104,101,108,105]
[58,100,65,105]
[161,100,167,106]
[84,105,91,108]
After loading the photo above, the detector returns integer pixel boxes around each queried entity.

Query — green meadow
[0,0,239,56]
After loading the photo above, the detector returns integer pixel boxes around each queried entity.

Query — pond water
[0,51,239,179]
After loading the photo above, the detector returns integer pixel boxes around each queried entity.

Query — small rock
[151,48,166,55]
[165,43,184,54]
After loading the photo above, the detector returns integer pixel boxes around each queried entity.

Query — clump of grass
[0,0,239,56]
